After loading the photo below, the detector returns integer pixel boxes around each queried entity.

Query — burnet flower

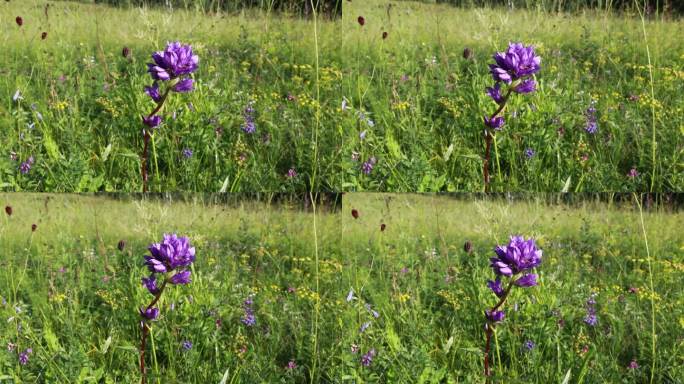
[483,235,542,377]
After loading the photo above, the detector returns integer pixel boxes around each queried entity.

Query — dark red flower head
[117,239,126,251]
[31,223,37,232]
[351,209,359,219]
[463,47,473,60]
[382,31,388,39]
[4,205,12,216]
[463,240,473,254]
[357,16,365,26]
[380,223,386,232]
[41,31,47,40]
[122,46,131,58]
[15,16,23,26]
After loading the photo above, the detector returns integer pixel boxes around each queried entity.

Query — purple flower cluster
[627,167,639,178]
[18,348,32,365]
[490,236,542,280]
[585,101,598,134]
[483,43,541,132]
[525,148,535,159]
[182,148,193,159]
[242,102,256,134]
[241,296,256,326]
[360,348,376,367]
[140,234,195,320]
[583,293,598,326]
[483,236,542,376]
[147,42,198,84]
[19,156,34,174]
[489,43,541,86]
[143,42,198,130]
[523,340,535,351]
[362,157,377,175]
[484,236,541,325]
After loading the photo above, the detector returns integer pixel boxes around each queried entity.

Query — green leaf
[385,129,403,160]
[44,325,61,353]
[43,132,62,161]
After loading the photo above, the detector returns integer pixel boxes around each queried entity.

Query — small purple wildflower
[523,340,535,351]
[525,148,535,159]
[286,168,297,178]
[143,115,162,128]
[182,148,193,159]
[359,321,371,333]
[627,167,638,178]
[346,288,355,302]
[144,84,163,103]
[362,157,377,175]
[140,307,159,320]
[182,340,192,351]
[360,349,376,367]
[485,309,505,323]
[142,276,160,295]
[241,296,256,326]
[486,83,504,104]
[19,156,34,174]
[484,115,505,130]
[18,348,32,365]
[242,102,256,134]
[627,359,639,369]
[514,273,538,287]
[365,303,380,318]
[487,277,505,297]
[286,360,297,370]
[584,293,598,326]
[584,101,598,134]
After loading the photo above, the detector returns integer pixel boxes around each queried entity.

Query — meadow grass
[0,194,340,382]
[337,193,683,382]
[2,1,683,192]
[0,193,682,382]
[338,0,684,191]
[1,0,338,192]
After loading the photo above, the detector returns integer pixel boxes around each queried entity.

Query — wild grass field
[339,0,684,191]
[0,193,682,382]
[337,194,683,382]
[1,1,340,192]
[0,194,342,383]
[1,0,682,192]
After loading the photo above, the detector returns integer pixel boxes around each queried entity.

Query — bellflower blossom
[140,42,198,192]
[483,236,542,377]
[482,43,541,191]
[139,234,195,383]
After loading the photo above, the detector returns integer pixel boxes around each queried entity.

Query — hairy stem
[141,87,171,193]
[484,280,514,377]
[483,88,513,192]
[139,279,168,384]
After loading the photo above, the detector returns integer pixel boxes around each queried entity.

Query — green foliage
[338,0,684,191]
[0,194,682,382]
